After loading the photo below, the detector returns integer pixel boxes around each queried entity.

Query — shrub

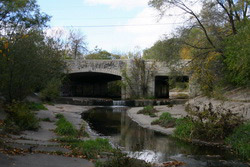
[137,106,159,117]
[40,78,62,102]
[174,117,194,140]
[4,102,39,132]
[26,102,48,111]
[151,112,176,128]
[226,121,250,160]
[178,103,244,142]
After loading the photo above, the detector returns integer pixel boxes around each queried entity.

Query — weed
[226,121,250,160]
[55,115,78,137]
[59,137,113,159]
[151,112,176,128]
[40,117,52,122]
[55,113,64,119]
[174,117,194,140]
[26,102,48,111]
[4,102,39,132]
[137,106,159,117]
[183,103,244,141]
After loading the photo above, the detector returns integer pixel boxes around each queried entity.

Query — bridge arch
[63,71,122,98]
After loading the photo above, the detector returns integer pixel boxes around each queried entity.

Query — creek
[82,106,248,167]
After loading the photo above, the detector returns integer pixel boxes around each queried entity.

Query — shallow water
[82,107,249,167]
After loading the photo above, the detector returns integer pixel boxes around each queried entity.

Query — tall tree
[67,29,87,59]
[148,0,250,94]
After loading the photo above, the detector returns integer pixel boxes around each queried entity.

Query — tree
[0,29,66,102]
[67,29,87,59]
[224,20,250,86]
[148,0,250,95]
[122,55,156,99]
[85,47,120,60]
[0,0,50,33]
[143,38,181,63]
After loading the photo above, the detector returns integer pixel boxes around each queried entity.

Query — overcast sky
[37,0,188,53]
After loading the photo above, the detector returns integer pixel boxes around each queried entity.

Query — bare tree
[67,29,87,59]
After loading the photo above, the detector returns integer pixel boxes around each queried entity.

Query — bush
[226,121,250,160]
[151,112,176,128]
[4,102,39,132]
[178,103,244,142]
[40,78,62,102]
[137,106,159,117]
[55,115,78,137]
[26,102,48,111]
[174,117,194,140]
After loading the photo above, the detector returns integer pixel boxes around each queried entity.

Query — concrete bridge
[63,59,189,99]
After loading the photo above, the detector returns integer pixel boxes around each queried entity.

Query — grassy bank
[2,102,47,133]
[172,105,250,161]
[137,106,159,117]
[55,114,152,166]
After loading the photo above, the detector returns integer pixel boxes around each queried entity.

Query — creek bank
[127,98,250,148]
[188,96,250,120]
[0,104,96,167]
[127,104,187,135]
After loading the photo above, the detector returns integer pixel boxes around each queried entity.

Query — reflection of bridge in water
[63,59,190,99]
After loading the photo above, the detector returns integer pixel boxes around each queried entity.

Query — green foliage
[148,0,250,95]
[178,103,244,142]
[40,78,62,102]
[26,102,48,111]
[137,106,159,117]
[59,137,113,159]
[55,113,64,119]
[151,112,176,128]
[96,150,152,167]
[4,102,39,133]
[55,115,78,137]
[226,121,250,160]
[174,117,194,140]
[75,138,113,159]
[143,38,181,63]
[85,48,120,60]
[0,0,50,30]
[224,20,250,87]
[0,30,66,102]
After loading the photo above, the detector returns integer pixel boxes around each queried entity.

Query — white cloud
[115,6,185,50]
[114,1,202,51]
[84,0,147,9]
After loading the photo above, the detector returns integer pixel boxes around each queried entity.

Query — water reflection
[82,107,248,166]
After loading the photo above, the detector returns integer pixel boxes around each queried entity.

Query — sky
[37,0,188,53]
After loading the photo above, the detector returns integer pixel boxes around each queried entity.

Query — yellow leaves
[4,42,8,49]
[180,47,192,59]
[0,50,2,54]
[22,34,29,39]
